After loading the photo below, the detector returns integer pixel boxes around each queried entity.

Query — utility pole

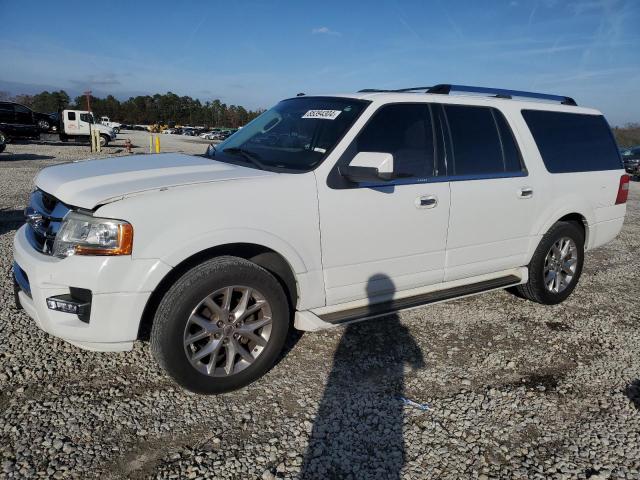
[84,90,92,112]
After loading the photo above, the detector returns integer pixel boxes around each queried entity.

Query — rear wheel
[516,221,584,305]
[150,256,290,394]
[99,134,109,147]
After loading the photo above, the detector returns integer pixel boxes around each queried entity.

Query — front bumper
[12,225,171,351]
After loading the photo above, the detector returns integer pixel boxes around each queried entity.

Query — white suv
[13,84,629,393]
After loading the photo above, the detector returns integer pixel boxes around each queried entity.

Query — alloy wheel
[183,286,273,377]
[543,237,578,293]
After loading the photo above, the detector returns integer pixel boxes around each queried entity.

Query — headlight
[53,212,133,258]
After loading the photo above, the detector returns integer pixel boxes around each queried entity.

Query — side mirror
[339,152,395,183]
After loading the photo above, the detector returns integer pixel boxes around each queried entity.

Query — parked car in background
[12,84,628,394]
[621,146,640,177]
[0,101,45,140]
[100,116,122,133]
[182,128,196,136]
[162,129,175,135]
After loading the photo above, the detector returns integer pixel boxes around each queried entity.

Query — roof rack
[358,84,577,106]
[358,86,433,93]
[426,84,577,106]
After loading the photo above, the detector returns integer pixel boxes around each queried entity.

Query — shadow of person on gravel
[300,274,425,479]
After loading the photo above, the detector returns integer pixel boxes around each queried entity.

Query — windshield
[212,97,368,172]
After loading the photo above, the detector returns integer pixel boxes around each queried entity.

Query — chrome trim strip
[24,189,71,255]
[356,170,528,188]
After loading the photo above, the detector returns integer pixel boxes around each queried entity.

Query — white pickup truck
[99,116,121,133]
[13,84,628,394]
[59,110,116,146]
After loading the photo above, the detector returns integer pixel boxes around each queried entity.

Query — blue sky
[0,0,638,125]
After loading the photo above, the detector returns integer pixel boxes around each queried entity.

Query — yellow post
[149,135,153,153]
[155,135,161,153]
[96,129,101,153]
[90,126,95,152]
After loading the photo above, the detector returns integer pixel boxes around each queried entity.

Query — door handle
[518,187,534,199]
[416,195,438,209]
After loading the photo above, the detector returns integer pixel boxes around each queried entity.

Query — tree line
[0,90,264,128]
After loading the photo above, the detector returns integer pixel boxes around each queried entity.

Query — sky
[0,0,638,125]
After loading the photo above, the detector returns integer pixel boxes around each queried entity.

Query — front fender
[159,227,309,274]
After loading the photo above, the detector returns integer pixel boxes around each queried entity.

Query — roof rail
[426,84,577,106]
[358,86,433,93]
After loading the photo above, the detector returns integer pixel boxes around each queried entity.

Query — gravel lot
[0,139,639,479]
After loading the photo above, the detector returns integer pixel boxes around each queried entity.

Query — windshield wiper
[223,147,266,170]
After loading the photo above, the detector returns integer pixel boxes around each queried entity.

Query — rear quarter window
[522,110,622,173]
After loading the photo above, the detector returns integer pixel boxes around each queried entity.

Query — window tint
[494,110,524,173]
[14,105,32,124]
[522,110,622,173]
[80,113,92,123]
[67,112,76,121]
[353,104,435,178]
[0,103,13,123]
[445,105,523,176]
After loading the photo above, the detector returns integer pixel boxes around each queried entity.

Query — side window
[444,105,523,176]
[80,113,92,123]
[352,103,435,178]
[14,104,33,124]
[494,110,524,173]
[522,110,622,173]
[0,103,14,123]
[67,111,76,121]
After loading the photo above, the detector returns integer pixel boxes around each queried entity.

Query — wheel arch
[138,243,299,340]
[527,207,592,265]
[555,212,588,245]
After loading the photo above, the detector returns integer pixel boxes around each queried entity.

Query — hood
[36,153,274,209]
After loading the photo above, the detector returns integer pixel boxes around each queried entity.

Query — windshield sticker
[302,110,342,120]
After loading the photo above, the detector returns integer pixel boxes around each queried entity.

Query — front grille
[25,189,70,255]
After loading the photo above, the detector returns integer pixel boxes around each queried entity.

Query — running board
[319,274,521,325]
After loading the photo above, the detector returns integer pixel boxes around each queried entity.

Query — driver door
[316,103,450,305]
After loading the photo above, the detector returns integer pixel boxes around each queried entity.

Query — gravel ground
[0,142,639,479]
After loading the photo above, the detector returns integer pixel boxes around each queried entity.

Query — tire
[0,131,5,153]
[37,120,50,131]
[99,135,109,147]
[150,256,290,394]
[516,221,584,305]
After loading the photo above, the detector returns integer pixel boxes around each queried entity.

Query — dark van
[0,101,52,140]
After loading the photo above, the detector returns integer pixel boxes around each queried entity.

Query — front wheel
[516,221,584,305]
[150,256,290,394]
[99,134,109,147]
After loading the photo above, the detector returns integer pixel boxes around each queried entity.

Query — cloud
[311,26,341,36]
[69,73,122,88]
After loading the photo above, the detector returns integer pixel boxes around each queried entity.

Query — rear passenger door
[14,104,37,137]
[439,104,540,281]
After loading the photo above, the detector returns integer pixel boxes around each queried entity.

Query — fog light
[46,294,91,322]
